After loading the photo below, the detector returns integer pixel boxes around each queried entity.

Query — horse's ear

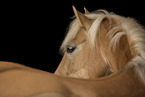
[84,7,90,14]
[72,6,92,31]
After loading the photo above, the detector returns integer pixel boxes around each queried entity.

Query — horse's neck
[94,66,145,97]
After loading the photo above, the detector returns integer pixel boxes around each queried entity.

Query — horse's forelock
[59,19,81,54]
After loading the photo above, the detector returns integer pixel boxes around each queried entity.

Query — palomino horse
[0,6,145,97]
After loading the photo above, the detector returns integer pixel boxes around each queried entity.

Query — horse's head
[55,6,145,79]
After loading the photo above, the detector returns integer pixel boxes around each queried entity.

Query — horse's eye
[67,46,76,54]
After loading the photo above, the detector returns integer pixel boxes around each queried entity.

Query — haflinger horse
[0,6,145,97]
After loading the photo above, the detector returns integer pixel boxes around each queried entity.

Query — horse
[0,6,145,97]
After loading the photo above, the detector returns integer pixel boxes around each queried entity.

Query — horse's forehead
[71,28,87,46]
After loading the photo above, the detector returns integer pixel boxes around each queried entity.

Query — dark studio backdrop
[1,1,145,73]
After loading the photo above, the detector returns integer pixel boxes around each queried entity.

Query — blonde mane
[60,10,145,84]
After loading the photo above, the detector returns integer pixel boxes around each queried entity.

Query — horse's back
[0,61,28,71]
[0,61,51,74]
[0,61,70,97]
[29,93,66,97]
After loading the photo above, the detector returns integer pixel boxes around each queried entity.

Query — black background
[1,1,145,73]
